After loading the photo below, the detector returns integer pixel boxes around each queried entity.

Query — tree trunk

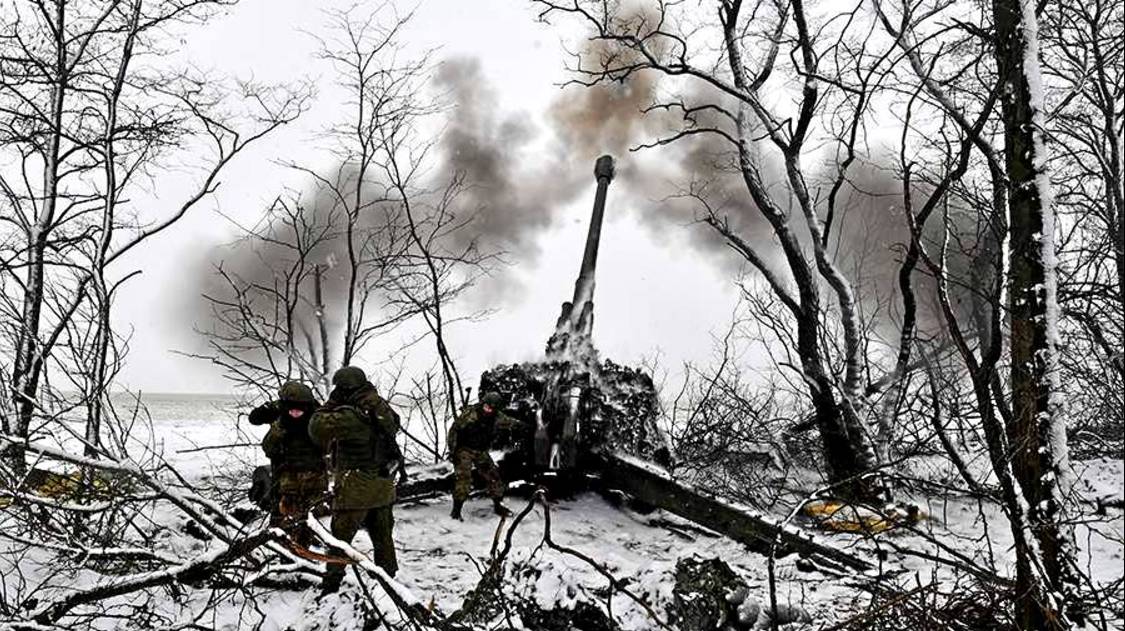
[6,2,67,474]
[86,5,140,458]
[794,307,877,500]
[991,0,1075,625]
[314,264,332,393]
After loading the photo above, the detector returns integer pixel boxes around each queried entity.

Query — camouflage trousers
[276,488,323,548]
[452,448,504,502]
[324,505,397,581]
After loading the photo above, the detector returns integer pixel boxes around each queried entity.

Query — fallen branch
[453,491,542,626]
[31,529,276,625]
[0,530,181,566]
[306,513,441,629]
[818,580,939,631]
[3,434,324,575]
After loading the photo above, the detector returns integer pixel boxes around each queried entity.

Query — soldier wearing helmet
[447,391,522,520]
[326,366,406,488]
[308,366,403,592]
[248,381,326,546]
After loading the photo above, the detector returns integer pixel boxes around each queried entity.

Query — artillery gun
[463,156,872,572]
[234,154,873,584]
[240,155,872,571]
[480,155,670,483]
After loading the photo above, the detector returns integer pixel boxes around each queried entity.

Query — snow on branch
[28,529,276,626]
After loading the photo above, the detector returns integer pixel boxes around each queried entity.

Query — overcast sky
[112,0,741,395]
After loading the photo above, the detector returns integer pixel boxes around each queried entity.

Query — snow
[610,451,672,478]
[1074,457,1124,507]
[391,494,857,629]
[1018,0,1072,507]
[3,397,1122,629]
[2,485,861,629]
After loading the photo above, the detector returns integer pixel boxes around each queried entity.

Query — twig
[818,580,939,631]
[539,495,674,630]
[175,442,256,454]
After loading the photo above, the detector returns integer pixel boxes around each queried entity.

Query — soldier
[309,366,403,592]
[448,391,522,520]
[248,381,326,546]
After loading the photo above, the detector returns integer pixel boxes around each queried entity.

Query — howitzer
[534,155,618,470]
[471,156,872,572]
[242,155,873,572]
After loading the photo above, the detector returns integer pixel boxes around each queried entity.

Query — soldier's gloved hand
[248,403,277,426]
[396,461,409,486]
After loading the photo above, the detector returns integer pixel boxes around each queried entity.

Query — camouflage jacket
[334,384,404,468]
[448,404,521,454]
[257,402,326,496]
[308,401,395,510]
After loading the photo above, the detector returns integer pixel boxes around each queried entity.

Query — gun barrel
[571,155,615,311]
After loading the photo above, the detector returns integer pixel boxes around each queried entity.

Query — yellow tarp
[802,499,921,534]
[0,469,110,509]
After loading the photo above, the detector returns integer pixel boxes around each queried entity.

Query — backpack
[308,404,365,453]
[248,465,273,510]
[353,390,403,468]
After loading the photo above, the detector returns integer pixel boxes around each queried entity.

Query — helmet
[332,366,368,391]
[480,391,503,407]
[278,381,316,404]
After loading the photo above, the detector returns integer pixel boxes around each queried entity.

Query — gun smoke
[184,41,987,367]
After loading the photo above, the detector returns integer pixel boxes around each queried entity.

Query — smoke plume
[181,33,988,362]
[430,59,573,254]
[431,56,665,256]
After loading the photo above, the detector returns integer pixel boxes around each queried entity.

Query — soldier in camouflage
[448,391,522,520]
[248,381,326,546]
[309,366,404,592]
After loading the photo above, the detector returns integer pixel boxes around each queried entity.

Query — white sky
[113,0,740,395]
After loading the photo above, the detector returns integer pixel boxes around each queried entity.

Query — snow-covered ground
[149,386,865,628]
[398,494,859,623]
[3,394,1122,629]
[855,456,1125,575]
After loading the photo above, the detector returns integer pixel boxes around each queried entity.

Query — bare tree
[315,4,497,420]
[991,1,1076,625]
[0,0,309,470]
[872,0,1089,624]
[197,193,345,396]
[533,0,908,500]
[1041,0,1124,453]
[196,5,496,443]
